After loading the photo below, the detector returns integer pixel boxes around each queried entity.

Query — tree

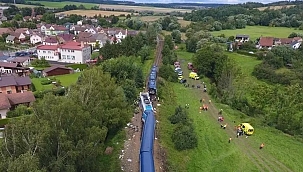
[164,35,174,50]
[138,45,150,63]
[171,30,182,44]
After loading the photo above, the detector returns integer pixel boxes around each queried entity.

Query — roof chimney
[80,41,84,48]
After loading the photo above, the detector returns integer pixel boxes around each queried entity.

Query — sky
[131,0,281,4]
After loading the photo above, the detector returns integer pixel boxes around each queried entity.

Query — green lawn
[159,49,303,171]
[211,26,303,41]
[32,72,81,91]
[26,1,98,8]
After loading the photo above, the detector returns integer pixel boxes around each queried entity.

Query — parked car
[174,61,180,68]
[188,62,193,70]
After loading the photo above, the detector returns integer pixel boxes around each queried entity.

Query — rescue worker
[218,109,223,115]
[209,99,211,104]
[199,106,203,113]
[202,99,205,103]
[260,143,265,149]
[229,137,232,143]
[223,124,227,129]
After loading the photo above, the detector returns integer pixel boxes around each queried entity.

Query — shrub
[168,106,189,124]
[171,124,198,150]
[66,64,88,70]
[40,80,52,85]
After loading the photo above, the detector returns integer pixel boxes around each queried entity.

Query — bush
[168,106,189,124]
[66,64,88,70]
[40,80,52,85]
[159,65,178,82]
[171,124,198,150]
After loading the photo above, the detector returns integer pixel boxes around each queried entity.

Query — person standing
[260,143,265,149]
[229,137,232,143]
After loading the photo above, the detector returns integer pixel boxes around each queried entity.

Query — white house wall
[37,50,59,61]
[0,109,9,119]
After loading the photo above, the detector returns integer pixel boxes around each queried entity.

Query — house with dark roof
[235,34,250,43]
[0,62,30,75]
[0,91,35,119]
[7,56,31,66]
[43,65,73,76]
[258,36,303,49]
[0,75,32,94]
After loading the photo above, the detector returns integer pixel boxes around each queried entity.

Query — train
[148,65,158,96]
[139,92,156,172]
[139,64,158,172]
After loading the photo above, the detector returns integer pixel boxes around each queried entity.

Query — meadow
[26,1,191,13]
[138,16,191,27]
[57,10,135,17]
[211,26,303,40]
[158,49,303,171]
[31,72,81,91]
[27,1,97,8]
[257,5,295,11]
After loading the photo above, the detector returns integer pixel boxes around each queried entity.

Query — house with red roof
[37,41,91,64]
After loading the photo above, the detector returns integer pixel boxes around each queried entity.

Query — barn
[43,65,73,76]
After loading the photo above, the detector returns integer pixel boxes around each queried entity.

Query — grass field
[257,5,295,11]
[211,26,303,41]
[27,1,98,8]
[26,1,191,13]
[56,10,135,17]
[32,72,81,91]
[158,49,303,171]
[98,4,191,13]
[138,16,191,27]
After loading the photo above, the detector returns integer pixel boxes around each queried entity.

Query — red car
[188,63,193,70]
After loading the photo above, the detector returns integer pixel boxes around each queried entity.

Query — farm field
[32,72,81,91]
[211,26,303,41]
[138,16,191,27]
[56,10,135,17]
[56,9,135,17]
[98,4,191,13]
[158,49,303,171]
[257,5,295,11]
[27,1,97,8]
[14,3,38,8]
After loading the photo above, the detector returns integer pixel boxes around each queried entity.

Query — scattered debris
[127,159,132,162]
[104,147,114,155]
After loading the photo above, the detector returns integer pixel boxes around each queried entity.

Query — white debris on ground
[127,159,132,162]
[157,104,161,106]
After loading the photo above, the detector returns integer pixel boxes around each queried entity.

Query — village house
[45,25,69,36]
[15,28,30,35]
[235,34,250,42]
[0,28,13,35]
[37,41,91,64]
[6,32,26,44]
[0,91,35,119]
[30,33,44,44]
[7,56,31,67]
[0,74,32,94]
[43,65,73,76]
[0,62,29,76]
[76,32,109,48]
[257,36,302,49]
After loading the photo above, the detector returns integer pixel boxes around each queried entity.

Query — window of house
[71,50,74,52]
[68,50,70,52]
[62,55,66,59]
[7,90,12,94]
[67,55,70,59]
[48,51,51,53]
[72,56,75,60]
[43,51,46,53]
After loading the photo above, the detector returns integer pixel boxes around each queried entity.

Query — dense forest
[184,2,303,31]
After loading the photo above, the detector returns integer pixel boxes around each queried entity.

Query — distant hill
[257,5,295,11]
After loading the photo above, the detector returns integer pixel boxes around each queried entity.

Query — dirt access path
[185,66,293,172]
